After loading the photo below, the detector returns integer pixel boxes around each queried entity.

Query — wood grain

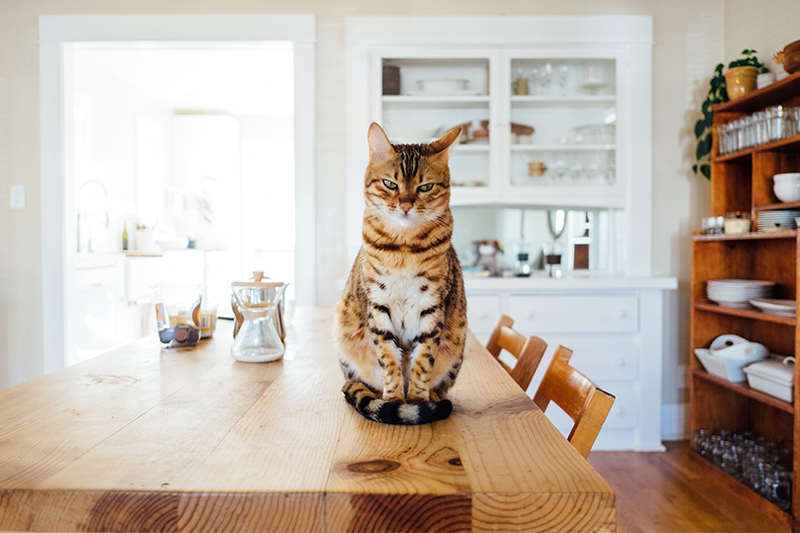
[0,308,614,533]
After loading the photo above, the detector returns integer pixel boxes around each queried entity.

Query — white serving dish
[774,172,800,203]
[417,78,469,93]
[744,357,796,402]
[694,347,766,382]
[382,124,442,143]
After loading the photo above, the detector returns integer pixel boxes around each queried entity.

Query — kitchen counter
[464,273,677,291]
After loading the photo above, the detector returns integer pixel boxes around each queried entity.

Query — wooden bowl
[784,39,800,74]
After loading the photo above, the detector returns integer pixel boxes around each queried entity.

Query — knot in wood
[347,459,401,474]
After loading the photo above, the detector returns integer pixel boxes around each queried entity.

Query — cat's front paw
[405,391,431,404]
[382,389,405,402]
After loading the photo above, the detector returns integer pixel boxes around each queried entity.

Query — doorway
[40,14,316,371]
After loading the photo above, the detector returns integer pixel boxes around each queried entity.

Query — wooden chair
[533,345,615,458]
[485,315,547,391]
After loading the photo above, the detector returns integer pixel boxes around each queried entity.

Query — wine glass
[555,63,570,95]
[537,62,552,95]
[528,66,540,95]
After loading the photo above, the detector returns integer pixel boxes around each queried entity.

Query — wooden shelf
[712,134,800,163]
[755,201,800,212]
[694,60,800,532]
[713,70,800,114]
[693,301,797,326]
[692,369,795,414]
[688,450,793,528]
[693,229,797,241]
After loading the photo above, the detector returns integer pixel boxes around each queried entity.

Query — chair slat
[484,315,547,391]
[534,345,615,458]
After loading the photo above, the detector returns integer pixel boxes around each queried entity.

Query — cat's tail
[342,381,452,425]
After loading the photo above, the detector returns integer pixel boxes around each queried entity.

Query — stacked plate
[757,210,800,231]
[749,299,797,317]
[707,279,776,308]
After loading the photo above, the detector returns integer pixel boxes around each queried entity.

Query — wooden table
[0,308,615,533]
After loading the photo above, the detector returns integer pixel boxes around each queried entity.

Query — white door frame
[39,14,316,373]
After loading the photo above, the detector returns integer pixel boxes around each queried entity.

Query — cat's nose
[399,202,414,214]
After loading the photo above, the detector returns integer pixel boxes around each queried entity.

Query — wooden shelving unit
[691,70,800,530]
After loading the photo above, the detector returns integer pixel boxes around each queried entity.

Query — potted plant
[725,49,769,99]
[693,50,769,179]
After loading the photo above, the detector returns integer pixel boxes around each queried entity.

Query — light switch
[10,185,24,209]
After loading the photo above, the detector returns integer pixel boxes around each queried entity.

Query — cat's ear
[430,127,461,162]
[368,122,394,163]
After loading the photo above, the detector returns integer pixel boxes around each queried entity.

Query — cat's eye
[417,183,434,193]
[383,179,398,190]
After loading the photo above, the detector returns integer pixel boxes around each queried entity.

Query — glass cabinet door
[374,49,501,203]
[503,50,627,209]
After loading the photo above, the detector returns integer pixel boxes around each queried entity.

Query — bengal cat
[334,123,468,425]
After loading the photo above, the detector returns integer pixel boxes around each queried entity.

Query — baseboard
[661,402,689,441]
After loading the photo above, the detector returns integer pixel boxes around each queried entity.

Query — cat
[333,122,468,425]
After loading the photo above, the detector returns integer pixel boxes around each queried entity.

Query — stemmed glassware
[537,62,553,95]
[555,63,569,95]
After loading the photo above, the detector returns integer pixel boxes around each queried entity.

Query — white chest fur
[370,269,439,346]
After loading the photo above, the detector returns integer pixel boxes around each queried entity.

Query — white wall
[0,0,728,425]
[724,0,800,75]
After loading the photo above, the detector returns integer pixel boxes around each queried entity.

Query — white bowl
[695,348,764,382]
[417,78,468,93]
[774,173,800,202]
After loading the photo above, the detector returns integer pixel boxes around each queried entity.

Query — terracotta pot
[724,66,758,100]
[783,39,800,74]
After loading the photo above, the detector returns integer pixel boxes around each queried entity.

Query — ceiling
[74,43,294,116]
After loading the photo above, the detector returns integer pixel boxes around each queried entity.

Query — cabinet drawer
[465,295,501,334]
[542,336,639,382]
[508,295,639,333]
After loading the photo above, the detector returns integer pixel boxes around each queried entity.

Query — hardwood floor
[588,441,788,533]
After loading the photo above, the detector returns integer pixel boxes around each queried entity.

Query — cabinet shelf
[510,144,615,151]
[713,70,800,115]
[755,201,800,212]
[382,95,490,109]
[693,369,794,414]
[511,95,615,107]
[693,301,797,327]
[712,134,800,163]
[688,450,793,527]
[693,229,797,242]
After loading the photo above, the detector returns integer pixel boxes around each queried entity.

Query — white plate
[406,89,483,97]
[749,299,797,317]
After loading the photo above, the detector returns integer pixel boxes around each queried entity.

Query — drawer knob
[614,358,624,367]
[617,310,627,319]
[479,311,488,319]
[616,407,625,416]
[527,311,535,319]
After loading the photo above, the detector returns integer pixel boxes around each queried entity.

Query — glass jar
[692,429,709,456]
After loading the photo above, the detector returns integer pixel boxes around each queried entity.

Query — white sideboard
[466,275,676,452]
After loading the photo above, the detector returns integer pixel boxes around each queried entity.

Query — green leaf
[692,164,698,173]
[694,119,706,138]
[701,165,711,180]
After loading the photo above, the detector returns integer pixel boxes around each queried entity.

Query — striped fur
[334,123,467,425]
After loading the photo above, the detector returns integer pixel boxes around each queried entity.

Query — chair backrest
[485,315,547,391]
[533,345,615,458]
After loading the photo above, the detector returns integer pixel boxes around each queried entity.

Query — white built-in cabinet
[346,16,676,450]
